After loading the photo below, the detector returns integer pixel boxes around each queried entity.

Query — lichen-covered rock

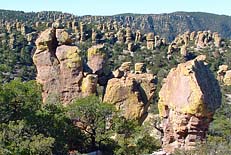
[135,30,142,43]
[103,69,156,123]
[190,31,196,41]
[33,28,97,104]
[52,19,64,29]
[158,55,221,153]
[56,29,72,45]
[81,74,98,97]
[35,28,57,51]
[87,44,107,74]
[116,29,125,43]
[167,43,178,54]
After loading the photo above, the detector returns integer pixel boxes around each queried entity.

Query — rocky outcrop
[103,63,156,123]
[217,65,228,82]
[216,65,231,85]
[146,32,155,50]
[33,28,97,104]
[135,63,146,74]
[223,70,231,85]
[56,29,72,45]
[213,32,222,47]
[158,55,221,153]
[87,44,107,74]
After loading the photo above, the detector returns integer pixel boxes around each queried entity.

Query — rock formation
[216,65,231,85]
[116,29,125,43]
[104,63,156,123]
[135,63,146,74]
[223,70,231,85]
[87,44,107,74]
[125,27,132,43]
[33,28,97,104]
[80,22,86,42]
[56,29,72,45]
[146,32,155,50]
[158,55,221,153]
[217,65,228,82]
[135,30,142,43]
[213,32,222,47]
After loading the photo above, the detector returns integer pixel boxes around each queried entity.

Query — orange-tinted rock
[158,55,221,153]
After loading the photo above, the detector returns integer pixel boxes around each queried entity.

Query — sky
[1,0,231,16]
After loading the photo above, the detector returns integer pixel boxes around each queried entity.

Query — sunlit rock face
[104,63,156,123]
[158,55,221,153]
[33,28,97,104]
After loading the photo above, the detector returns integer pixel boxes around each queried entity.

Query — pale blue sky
[1,0,231,16]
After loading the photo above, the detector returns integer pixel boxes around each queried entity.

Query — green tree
[0,80,42,123]
[0,80,85,154]
[67,95,116,152]
[114,118,161,155]
[0,120,54,155]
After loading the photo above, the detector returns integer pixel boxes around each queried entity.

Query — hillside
[1,10,231,41]
[0,9,231,154]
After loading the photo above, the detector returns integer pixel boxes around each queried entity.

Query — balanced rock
[158,55,221,153]
[87,44,107,74]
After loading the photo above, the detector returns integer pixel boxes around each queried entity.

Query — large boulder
[56,29,72,45]
[103,65,156,123]
[158,55,221,153]
[35,28,57,51]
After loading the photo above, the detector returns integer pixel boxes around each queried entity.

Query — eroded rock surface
[104,64,156,123]
[158,55,221,153]
[33,28,97,104]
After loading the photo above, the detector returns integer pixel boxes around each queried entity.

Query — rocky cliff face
[158,55,221,153]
